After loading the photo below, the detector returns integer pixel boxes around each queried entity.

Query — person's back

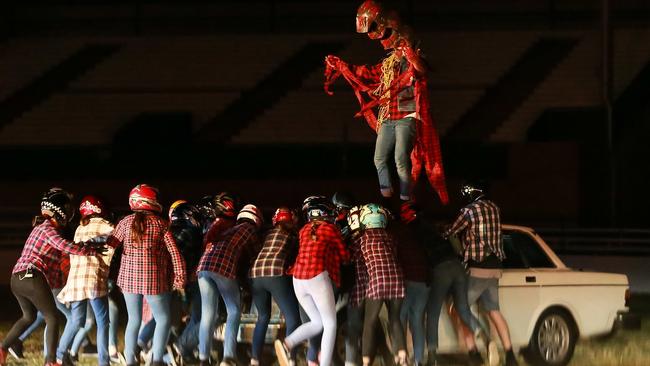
[445,181,519,366]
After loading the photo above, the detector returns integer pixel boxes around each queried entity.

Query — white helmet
[236,204,263,229]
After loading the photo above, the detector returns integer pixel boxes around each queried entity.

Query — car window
[503,230,555,268]
[502,232,527,268]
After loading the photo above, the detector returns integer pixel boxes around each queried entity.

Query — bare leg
[488,310,512,350]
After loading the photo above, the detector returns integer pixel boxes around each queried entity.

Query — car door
[499,229,555,347]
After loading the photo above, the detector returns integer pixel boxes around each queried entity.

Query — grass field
[1,296,648,366]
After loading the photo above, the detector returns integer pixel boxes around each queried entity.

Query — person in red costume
[324,0,448,209]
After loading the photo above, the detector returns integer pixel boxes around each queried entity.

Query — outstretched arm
[325,55,382,84]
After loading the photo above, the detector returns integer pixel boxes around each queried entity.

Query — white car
[436,224,633,366]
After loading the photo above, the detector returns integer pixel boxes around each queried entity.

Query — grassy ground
[1,296,649,366]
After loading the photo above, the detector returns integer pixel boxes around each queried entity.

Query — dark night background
[1,0,650,291]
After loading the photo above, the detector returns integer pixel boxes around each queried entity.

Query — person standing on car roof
[444,180,519,366]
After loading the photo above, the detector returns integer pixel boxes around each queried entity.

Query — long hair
[130,211,148,244]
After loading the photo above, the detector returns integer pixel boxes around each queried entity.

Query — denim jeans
[57,297,109,366]
[19,312,45,342]
[374,117,416,200]
[108,290,120,351]
[198,271,241,361]
[70,303,94,355]
[250,276,301,360]
[399,281,429,364]
[123,292,172,364]
[427,260,480,355]
[176,281,201,358]
[138,318,156,347]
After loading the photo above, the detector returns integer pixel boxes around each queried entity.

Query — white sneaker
[274,340,290,366]
[488,341,500,366]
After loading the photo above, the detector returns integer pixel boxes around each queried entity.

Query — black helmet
[169,201,202,229]
[41,187,74,225]
[196,195,216,221]
[213,192,240,219]
[331,191,355,212]
[460,180,486,203]
[302,195,335,222]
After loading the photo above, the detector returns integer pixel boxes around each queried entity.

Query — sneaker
[82,343,98,356]
[487,341,500,366]
[274,340,291,366]
[8,340,24,360]
[110,352,126,365]
[505,349,519,366]
[219,358,237,366]
[467,349,483,366]
[0,347,7,366]
[167,345,179,366]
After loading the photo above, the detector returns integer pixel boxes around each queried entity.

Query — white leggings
[286,271,337,366]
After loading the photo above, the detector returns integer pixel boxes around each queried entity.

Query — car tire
[523,308,577,366]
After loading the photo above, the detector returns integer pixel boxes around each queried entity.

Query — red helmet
[129,184,162,213]
[356,0,383,34]
[272,207,294,227]
[79,195,105,219]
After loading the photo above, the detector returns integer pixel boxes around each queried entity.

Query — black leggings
[2,270,59,362]
[362,298,405,358]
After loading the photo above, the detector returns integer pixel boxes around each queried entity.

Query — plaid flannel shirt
[196,222,259,279]
[351,54,416,123]
[349,236,369,307]
[360,228,405,300]
[58,217,115,303]
[445,199,504,265]
[249,226,296,278]
[13,220,94,288]
[289,221,349,288]
[108,213,186,295]
[203,217,236,248]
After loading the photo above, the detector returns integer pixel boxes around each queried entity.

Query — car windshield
[502,230,555,269]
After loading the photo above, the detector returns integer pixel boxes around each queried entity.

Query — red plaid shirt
[196,222,259,279]
[249,226,297,278]
[108,213,186,295]
[203,217,236,248]
[360,228,405,300]
[351,53,417,123]
[289,221,349,287]
[349,236,369,307]
[13,220,94,289]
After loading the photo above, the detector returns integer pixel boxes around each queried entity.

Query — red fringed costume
[323,1,448,205]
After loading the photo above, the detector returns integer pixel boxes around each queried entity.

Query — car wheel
[524,308,577,366]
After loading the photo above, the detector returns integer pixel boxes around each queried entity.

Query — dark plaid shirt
[445,199,504,265]
[360,228,405,300]
[249,226,296,278]
[13,220,94,289]
[390,222,429,283]
[289,221,349,287]
[351,53,416,123]
[349,236,369,307]
[109,213,186,295]
[196,222,259,279]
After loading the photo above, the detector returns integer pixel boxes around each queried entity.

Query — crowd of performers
[0,182,519,366]
[0,2,523,366]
